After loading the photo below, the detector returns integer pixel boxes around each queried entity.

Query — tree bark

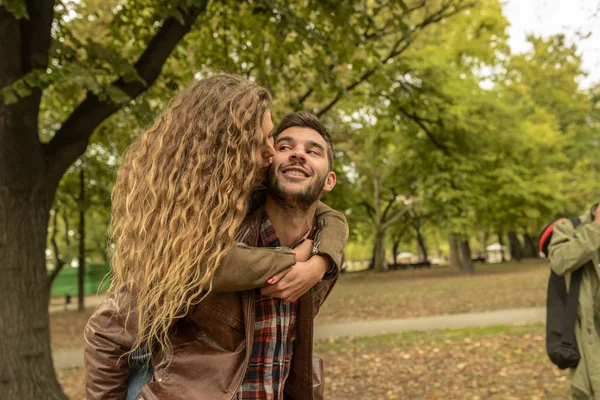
[391,237,401,267]
[0,99,66,397]
[47,208,65,290]
[508,230,522,261]
[0,188,66,399]
[459,239,475,275]
[415,224,429,262]
[373,228,387,272]
[448,232,461,272]
[498,232,506,262]
[77,166,86,312]
[1,4,66,388]
[482,230,489,259]
[371,173,386,272]
[522,233,538,258]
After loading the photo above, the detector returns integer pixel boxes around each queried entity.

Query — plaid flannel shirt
[235,209,310,400]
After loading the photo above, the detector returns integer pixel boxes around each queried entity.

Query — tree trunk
[373,229,387,272]
[0,158,66,397]
[369,172,387,272]
[508,230,522,262]
[523,233,537,258]
[100,216,111,265]
[459,239,475,275]
[1,38,67,393]
[481,230,489,258]
[391,237,401,267]
[415,225,429,262]
[498,232,506,262]
[448,232,461,272]
[78,166,86,312]
[47,208,65,290]
[0,3,206,396]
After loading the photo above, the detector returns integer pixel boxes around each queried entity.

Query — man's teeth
[285,170,306,177]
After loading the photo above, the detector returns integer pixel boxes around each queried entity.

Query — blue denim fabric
[125,346,153,400]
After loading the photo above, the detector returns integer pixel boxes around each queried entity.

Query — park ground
[52,259,570,399]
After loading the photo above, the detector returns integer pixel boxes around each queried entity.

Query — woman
[84,74,348,398]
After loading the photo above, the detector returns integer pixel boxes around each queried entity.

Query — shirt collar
[259,209,311,248]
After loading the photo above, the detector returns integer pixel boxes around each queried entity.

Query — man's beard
[266,164,327,212]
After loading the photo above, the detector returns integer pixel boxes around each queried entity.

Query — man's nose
[290,150,306,162]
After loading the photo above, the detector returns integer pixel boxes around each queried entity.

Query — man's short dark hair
[272,112,334,170]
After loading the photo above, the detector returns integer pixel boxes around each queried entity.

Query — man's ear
[322,171,336,193]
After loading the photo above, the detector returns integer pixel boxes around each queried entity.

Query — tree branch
[362,201,376,222]
[14,0,56,134]
[294,1,416,109]
[0,9,21,88]
[0,0,54,86]
[21,0,55,73]
[381,193,398,221]
[411,214,421,231]
[382,205,412,231]
[47,208,65,288]
[396,107,452,156]
[391,229,405,245]
[63,209,70,248]
[294,88,314,110]
[43,1,208,187]
[314,1,474,117]
[315,64,382,117]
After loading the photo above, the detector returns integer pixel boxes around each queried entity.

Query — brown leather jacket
[84,202,347,399]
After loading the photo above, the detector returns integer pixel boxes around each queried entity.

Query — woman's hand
[261,255,329,302]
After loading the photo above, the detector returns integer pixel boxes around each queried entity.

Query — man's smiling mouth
[281,166,311,178]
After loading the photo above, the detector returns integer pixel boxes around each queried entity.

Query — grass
[317,259,549,323]
[53,260,562,399]
[314,324,569,400]
[57,324,569,399]
[50,259,550,351]
[51,309,94,351]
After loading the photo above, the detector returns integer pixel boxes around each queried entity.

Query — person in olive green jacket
[548,204,600,399]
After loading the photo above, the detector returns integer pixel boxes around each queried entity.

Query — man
[85,112,346,400]
[233,112,339,400]
[548,204,600,399]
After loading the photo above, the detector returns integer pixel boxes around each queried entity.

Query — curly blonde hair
[108,74,271,356]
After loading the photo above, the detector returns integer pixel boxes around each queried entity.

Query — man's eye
[308,150,320,155]
[279,145,291,150]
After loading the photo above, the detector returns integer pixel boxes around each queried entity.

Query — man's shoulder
[553,208,594,231]
[550,208,600,244]
[551,218,579,239]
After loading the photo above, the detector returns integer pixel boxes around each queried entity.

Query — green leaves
[1,88,18,104]
[397,0,410,14]
[22,0,597,273]
[3,0,29,20]
[0,69,53,104]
